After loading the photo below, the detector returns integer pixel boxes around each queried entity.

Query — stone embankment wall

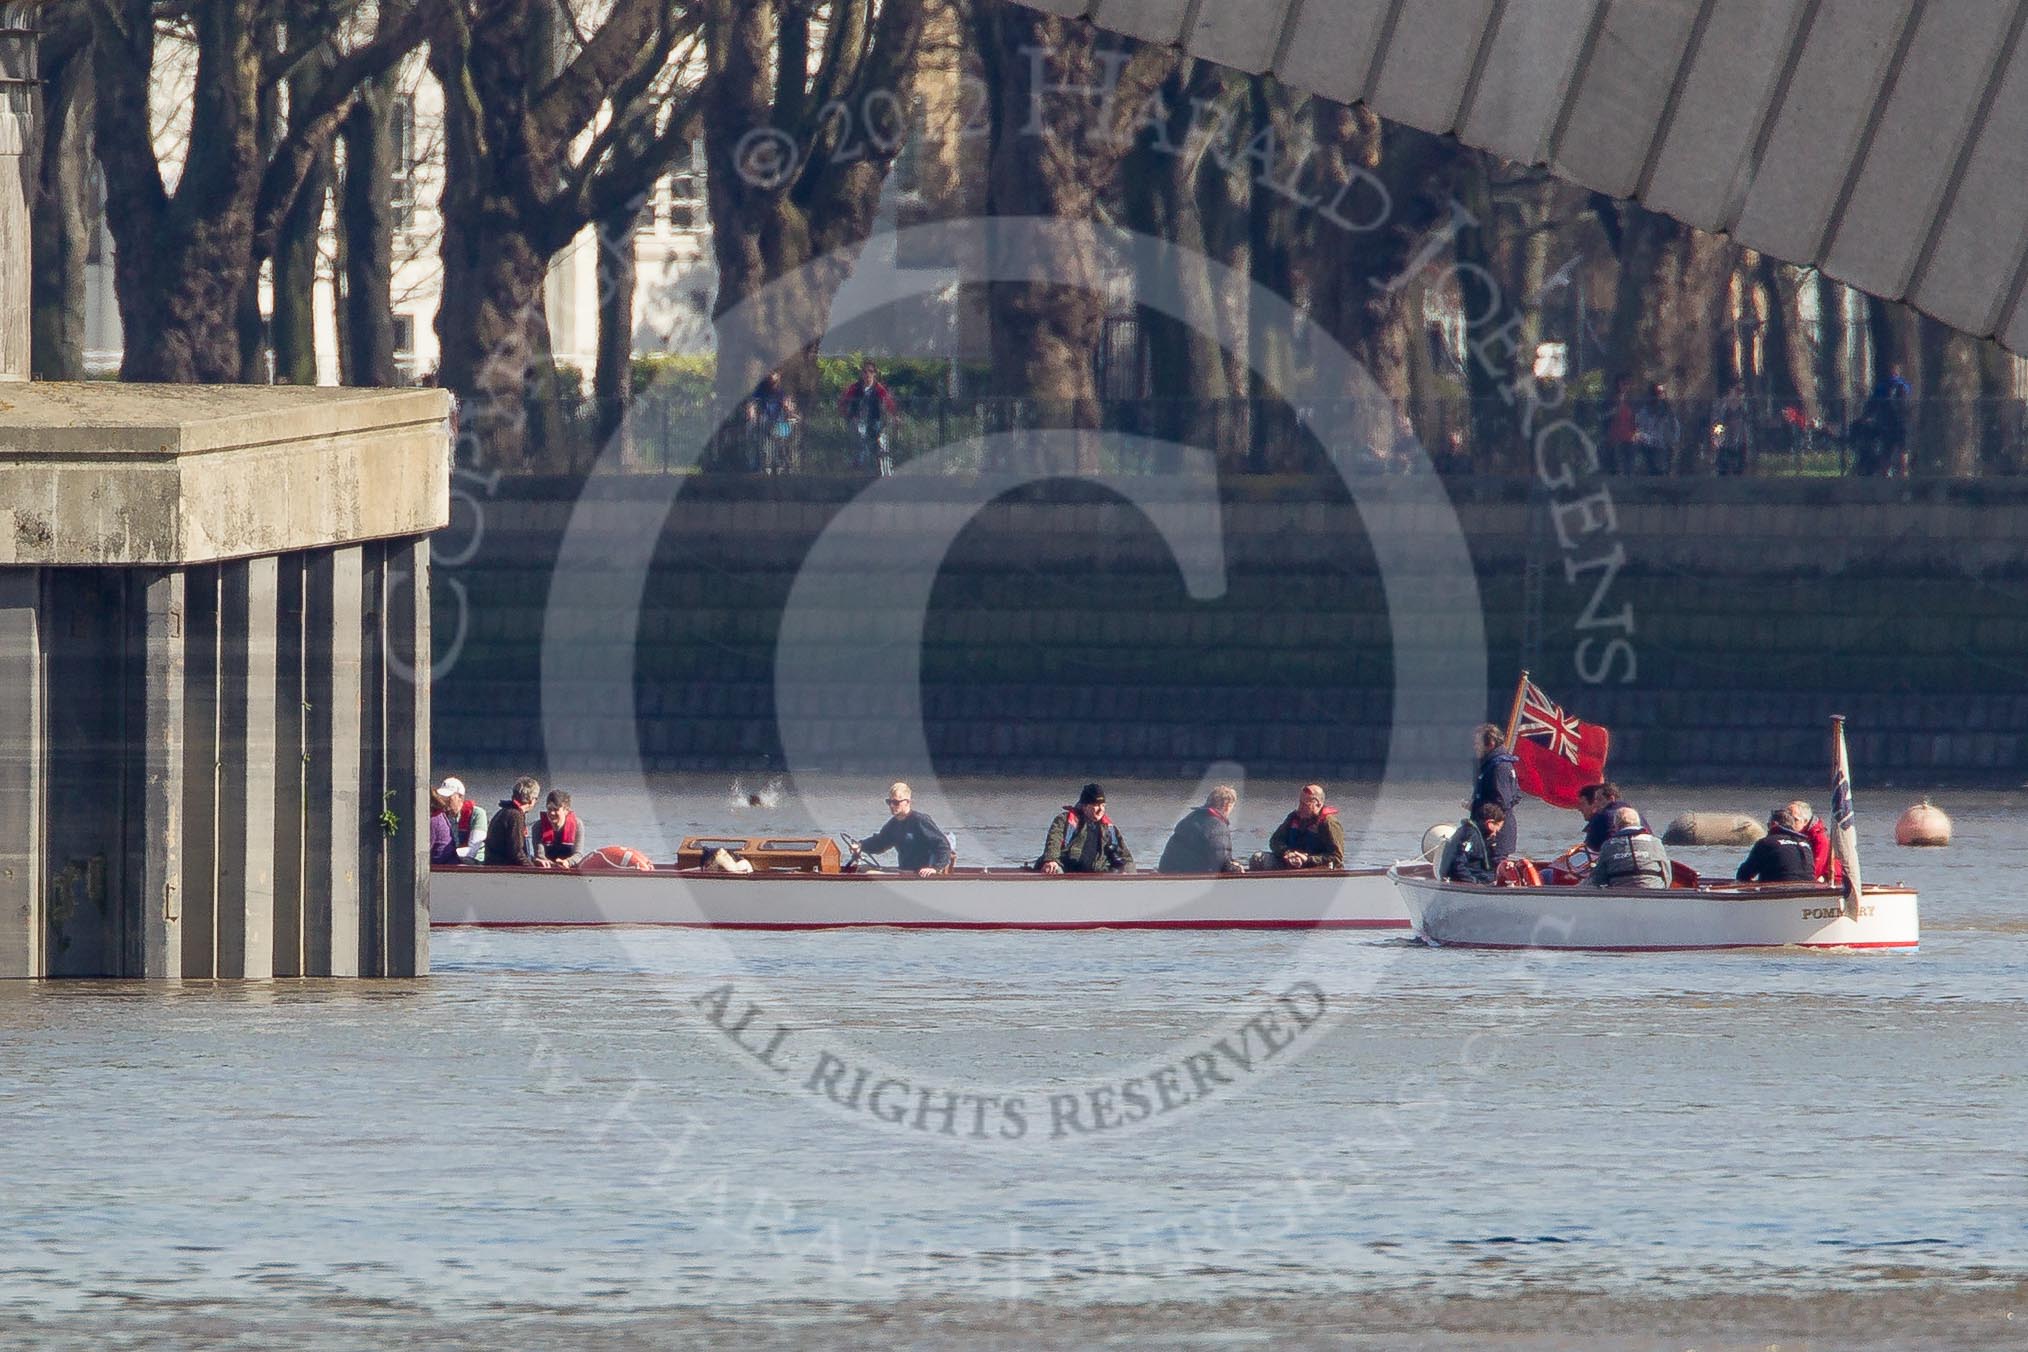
[432,476,2028,787]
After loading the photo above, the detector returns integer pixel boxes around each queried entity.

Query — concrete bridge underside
[1021,0,2028,357]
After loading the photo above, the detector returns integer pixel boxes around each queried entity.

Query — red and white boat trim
[430,864,1410,931]
[1388,863,1919,951]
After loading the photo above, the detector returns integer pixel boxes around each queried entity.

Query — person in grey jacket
[1158,786,1244,874]
[1589,806,1672,888]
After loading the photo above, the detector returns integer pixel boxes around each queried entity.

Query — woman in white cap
[436,776,488,863]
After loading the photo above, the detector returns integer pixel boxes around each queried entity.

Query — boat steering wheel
[841,835,882,873]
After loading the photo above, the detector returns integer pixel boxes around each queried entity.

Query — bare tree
[967,4,1172,448]
[87,0,430,382]
[428,0,699,469]
[30,1,93,381]
[699,0,930,430]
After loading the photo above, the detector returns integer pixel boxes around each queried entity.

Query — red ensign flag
[1510,679,1611,809]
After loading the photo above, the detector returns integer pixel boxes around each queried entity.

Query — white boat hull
[430,865,1408,930]
[1389,865,1918,951]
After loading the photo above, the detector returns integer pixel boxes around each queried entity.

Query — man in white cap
[437,776,488,863]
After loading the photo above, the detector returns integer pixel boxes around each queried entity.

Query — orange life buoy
[1495,856,1542,888]
[578,845,655,873]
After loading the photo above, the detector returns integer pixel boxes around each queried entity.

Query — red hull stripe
[1421,939,1917,951]
[433,918,1413,931]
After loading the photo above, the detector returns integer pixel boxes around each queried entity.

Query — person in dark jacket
[1471,723,1521,859]
[851,781,954,876]
[1262,783,1345,869]
[1589,807,1672,888]
[1737,806,1818,882]
[1578,781,1647,853]
[484,776,540,868]
[1038,783,1133,874]
[1439,801,1507,884]
[1158,785,1243,874]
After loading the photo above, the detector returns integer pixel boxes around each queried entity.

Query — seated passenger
[1578,781,1647,854]
[1588,806,1672,889]
[1439,801,1507,884]
[428,790,460,867]
[850,781,954,877]
[484,776,540,868]
[533,789,582,868]
[435,775,487,863]
[1038,783,1134,874]
[1736,805,1817,882]
[1260,783,1345,870]
[1790,799,1843,884]
[1158,785,1244,874]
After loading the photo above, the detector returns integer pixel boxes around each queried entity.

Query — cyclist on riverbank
[837,359,899,475]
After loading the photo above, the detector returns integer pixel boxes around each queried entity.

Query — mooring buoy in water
[1896,799,1952,847]
[1662,812,1765,847]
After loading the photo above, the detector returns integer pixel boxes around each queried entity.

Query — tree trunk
[594,202,640,453]
[1118,61,1232,461]
[1244,78,1298,473]
[1759,258,1814,420]
[338,72,397,386]
[31,16,93,381]
[976,10,1117,455]
[1815,273,1848,423]
[435,218,553,470]
[1921,317,1982,477]
[271,146,330,384]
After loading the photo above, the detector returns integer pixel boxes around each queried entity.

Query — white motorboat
[1388,862,1918,951]
[430,862,1408,930]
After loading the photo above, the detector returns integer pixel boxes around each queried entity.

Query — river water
[5,774,2025,1348]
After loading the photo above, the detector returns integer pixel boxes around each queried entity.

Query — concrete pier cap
[0,385,452,980]
[0,384,451,564]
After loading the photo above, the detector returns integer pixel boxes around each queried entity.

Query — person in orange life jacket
[1264,783,1345,869]
[1470,724,1520,859]
[1038,783,1133,874]
[435,775,488,863]
[484,776,540,868]
[1788,799,1844,884]
[1737,804,1817,882]
[533,789,582,868]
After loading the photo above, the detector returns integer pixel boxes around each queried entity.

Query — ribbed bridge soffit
[1015,0,2028,357]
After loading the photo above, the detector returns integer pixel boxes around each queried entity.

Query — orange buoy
[578,845,657,872]
[1895,800,1951,847]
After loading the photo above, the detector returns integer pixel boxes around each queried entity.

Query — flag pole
[1502,670,1530,750]
[1830,714,1865,917]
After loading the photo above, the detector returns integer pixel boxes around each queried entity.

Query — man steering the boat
[1588,806,1673,888]
[1038,783,1134,874]
[848,782,953,877]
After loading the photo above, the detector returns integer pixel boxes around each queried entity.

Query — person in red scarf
[1264,783,1345,869]
[1789,799,1844,885]
[1038,783,1134,873]
[532,789,582,869]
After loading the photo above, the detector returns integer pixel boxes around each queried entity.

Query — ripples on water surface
[5,776,2025,1346]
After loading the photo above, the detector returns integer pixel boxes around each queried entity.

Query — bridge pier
[0,388,449,979]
